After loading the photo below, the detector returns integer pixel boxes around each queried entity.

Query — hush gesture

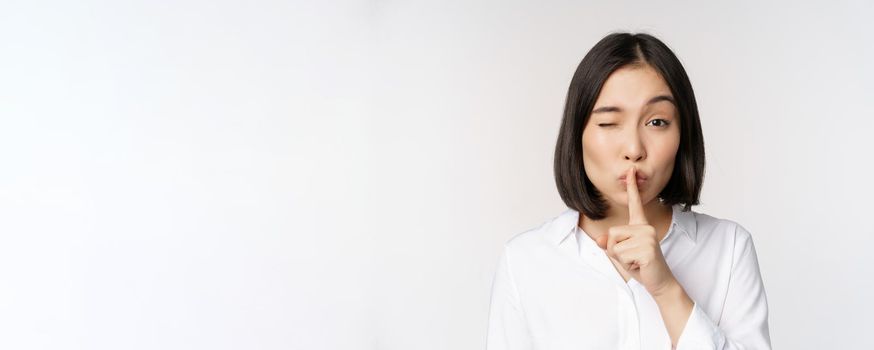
[595,166,695,346]
[595,166,683,298]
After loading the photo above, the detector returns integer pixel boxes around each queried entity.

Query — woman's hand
[595,166,679,297]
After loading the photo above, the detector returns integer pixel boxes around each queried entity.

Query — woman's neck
[578,201,673,242]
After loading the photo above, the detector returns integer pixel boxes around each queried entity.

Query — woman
[486,32,771,349]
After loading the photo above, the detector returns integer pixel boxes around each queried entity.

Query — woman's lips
[618,172,648,182]
[618,172,647,187]
[619,178,647,185]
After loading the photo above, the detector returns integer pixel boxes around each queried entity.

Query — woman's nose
[622,134,646,161]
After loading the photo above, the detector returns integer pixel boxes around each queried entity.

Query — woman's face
[582,64,681,211]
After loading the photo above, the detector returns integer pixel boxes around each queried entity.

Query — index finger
[626,166,647,225]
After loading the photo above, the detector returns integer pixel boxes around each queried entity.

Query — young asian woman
[486,32,771,350]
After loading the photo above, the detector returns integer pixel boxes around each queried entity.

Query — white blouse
[486,204,771,349]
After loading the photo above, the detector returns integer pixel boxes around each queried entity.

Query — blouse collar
[548,203,698,246]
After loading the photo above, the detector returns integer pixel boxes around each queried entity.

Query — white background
[1,0,872,349]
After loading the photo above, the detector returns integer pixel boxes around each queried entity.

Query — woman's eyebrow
[591,95,676,114]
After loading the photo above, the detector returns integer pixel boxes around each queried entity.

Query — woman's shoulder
[683,206,758,248]
[499,207,587,254]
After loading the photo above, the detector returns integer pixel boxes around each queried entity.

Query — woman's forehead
[596,65,673,106]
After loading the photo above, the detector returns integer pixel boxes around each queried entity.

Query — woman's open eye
[647,118,671,127]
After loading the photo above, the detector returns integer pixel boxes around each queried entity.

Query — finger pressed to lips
[595,167,652,258]
[620,178,647,186]
[626,167,648,225]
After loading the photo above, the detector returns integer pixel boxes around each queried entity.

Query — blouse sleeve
[675,224,772,349]
[486,245,534,350]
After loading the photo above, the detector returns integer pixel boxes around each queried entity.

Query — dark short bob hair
[554,32,705,220]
